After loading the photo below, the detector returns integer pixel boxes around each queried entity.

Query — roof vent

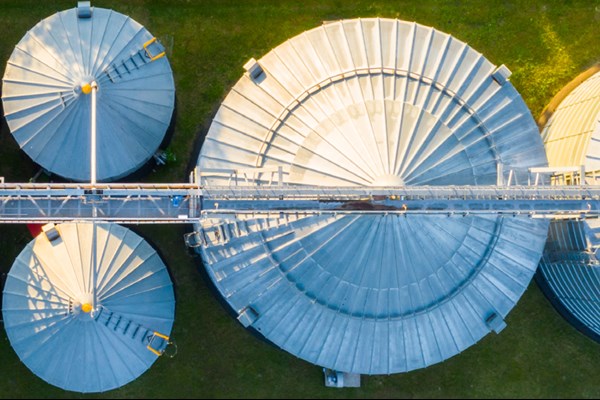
[77,1,92,18]
[243,58,265,81]
[486,312,507,334]
[237,306,258,327]
[492,64,512,85]
[42,223,60,243]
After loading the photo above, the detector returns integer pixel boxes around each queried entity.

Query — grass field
[1,0,600,398]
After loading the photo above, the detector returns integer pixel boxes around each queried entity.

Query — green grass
[1,0,600,398]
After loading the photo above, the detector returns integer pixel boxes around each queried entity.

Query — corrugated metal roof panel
[542,71,600,174]
[1,7,175,181]
[538,219,600,339]
[2,223,175,393]
[195,18,548,374]
[538,71,600,340]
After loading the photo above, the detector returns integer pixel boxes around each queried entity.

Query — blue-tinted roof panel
[538,219,600,339]
[195,18,549,375]
[2,223,175,393]
[1,7,175,181]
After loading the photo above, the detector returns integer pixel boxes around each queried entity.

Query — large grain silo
[1,2,175,182]
[538,219,600,341]
[194,18,550,375]
[1,222,175,393]
[537,69,600,341]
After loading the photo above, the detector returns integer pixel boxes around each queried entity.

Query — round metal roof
[538,219,600,341]
[1,6,175,181]
[539,70,600,340]
[542,70,600,176]
[2,223,175,393]
[195,18,549,374]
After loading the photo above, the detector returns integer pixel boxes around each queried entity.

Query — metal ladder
[104,37,166,83]
[93,306,171,356]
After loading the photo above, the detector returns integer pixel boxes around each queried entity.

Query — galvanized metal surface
[542,71,600,177]
[198,19,546,186]
[1,182,600,222]
[538,69,600,342]
[538,219,600,337]
[198,212,548,374]
[194,18,550,374]
[1,223,175,392]
[1,7,175,181]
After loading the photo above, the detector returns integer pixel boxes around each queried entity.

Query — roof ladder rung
[121,60,130,74]
[105,66,121,83]
[132,51,148,67]
[113,315,122,330]
[131,324,141,339]
[115,63,128,76]
[124,58,137,72]
[122,320,132,335]
[104,312,114,326]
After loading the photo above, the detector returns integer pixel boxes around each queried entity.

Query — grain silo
[194,18,550,375]
[541,70,600,181]
[1,2,175,182]
[538,219,600,341]
[537,69,600,341]
[1,222,175,393]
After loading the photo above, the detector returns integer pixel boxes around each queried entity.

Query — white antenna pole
[90,81,98,186]
[91,222,97,312]
[89,82,99,310]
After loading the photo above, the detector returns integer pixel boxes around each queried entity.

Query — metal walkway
[1,180,600,223]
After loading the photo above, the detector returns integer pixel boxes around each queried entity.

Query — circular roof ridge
[196,17,549,374]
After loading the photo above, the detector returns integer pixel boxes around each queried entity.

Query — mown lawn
[0,0,600,398]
